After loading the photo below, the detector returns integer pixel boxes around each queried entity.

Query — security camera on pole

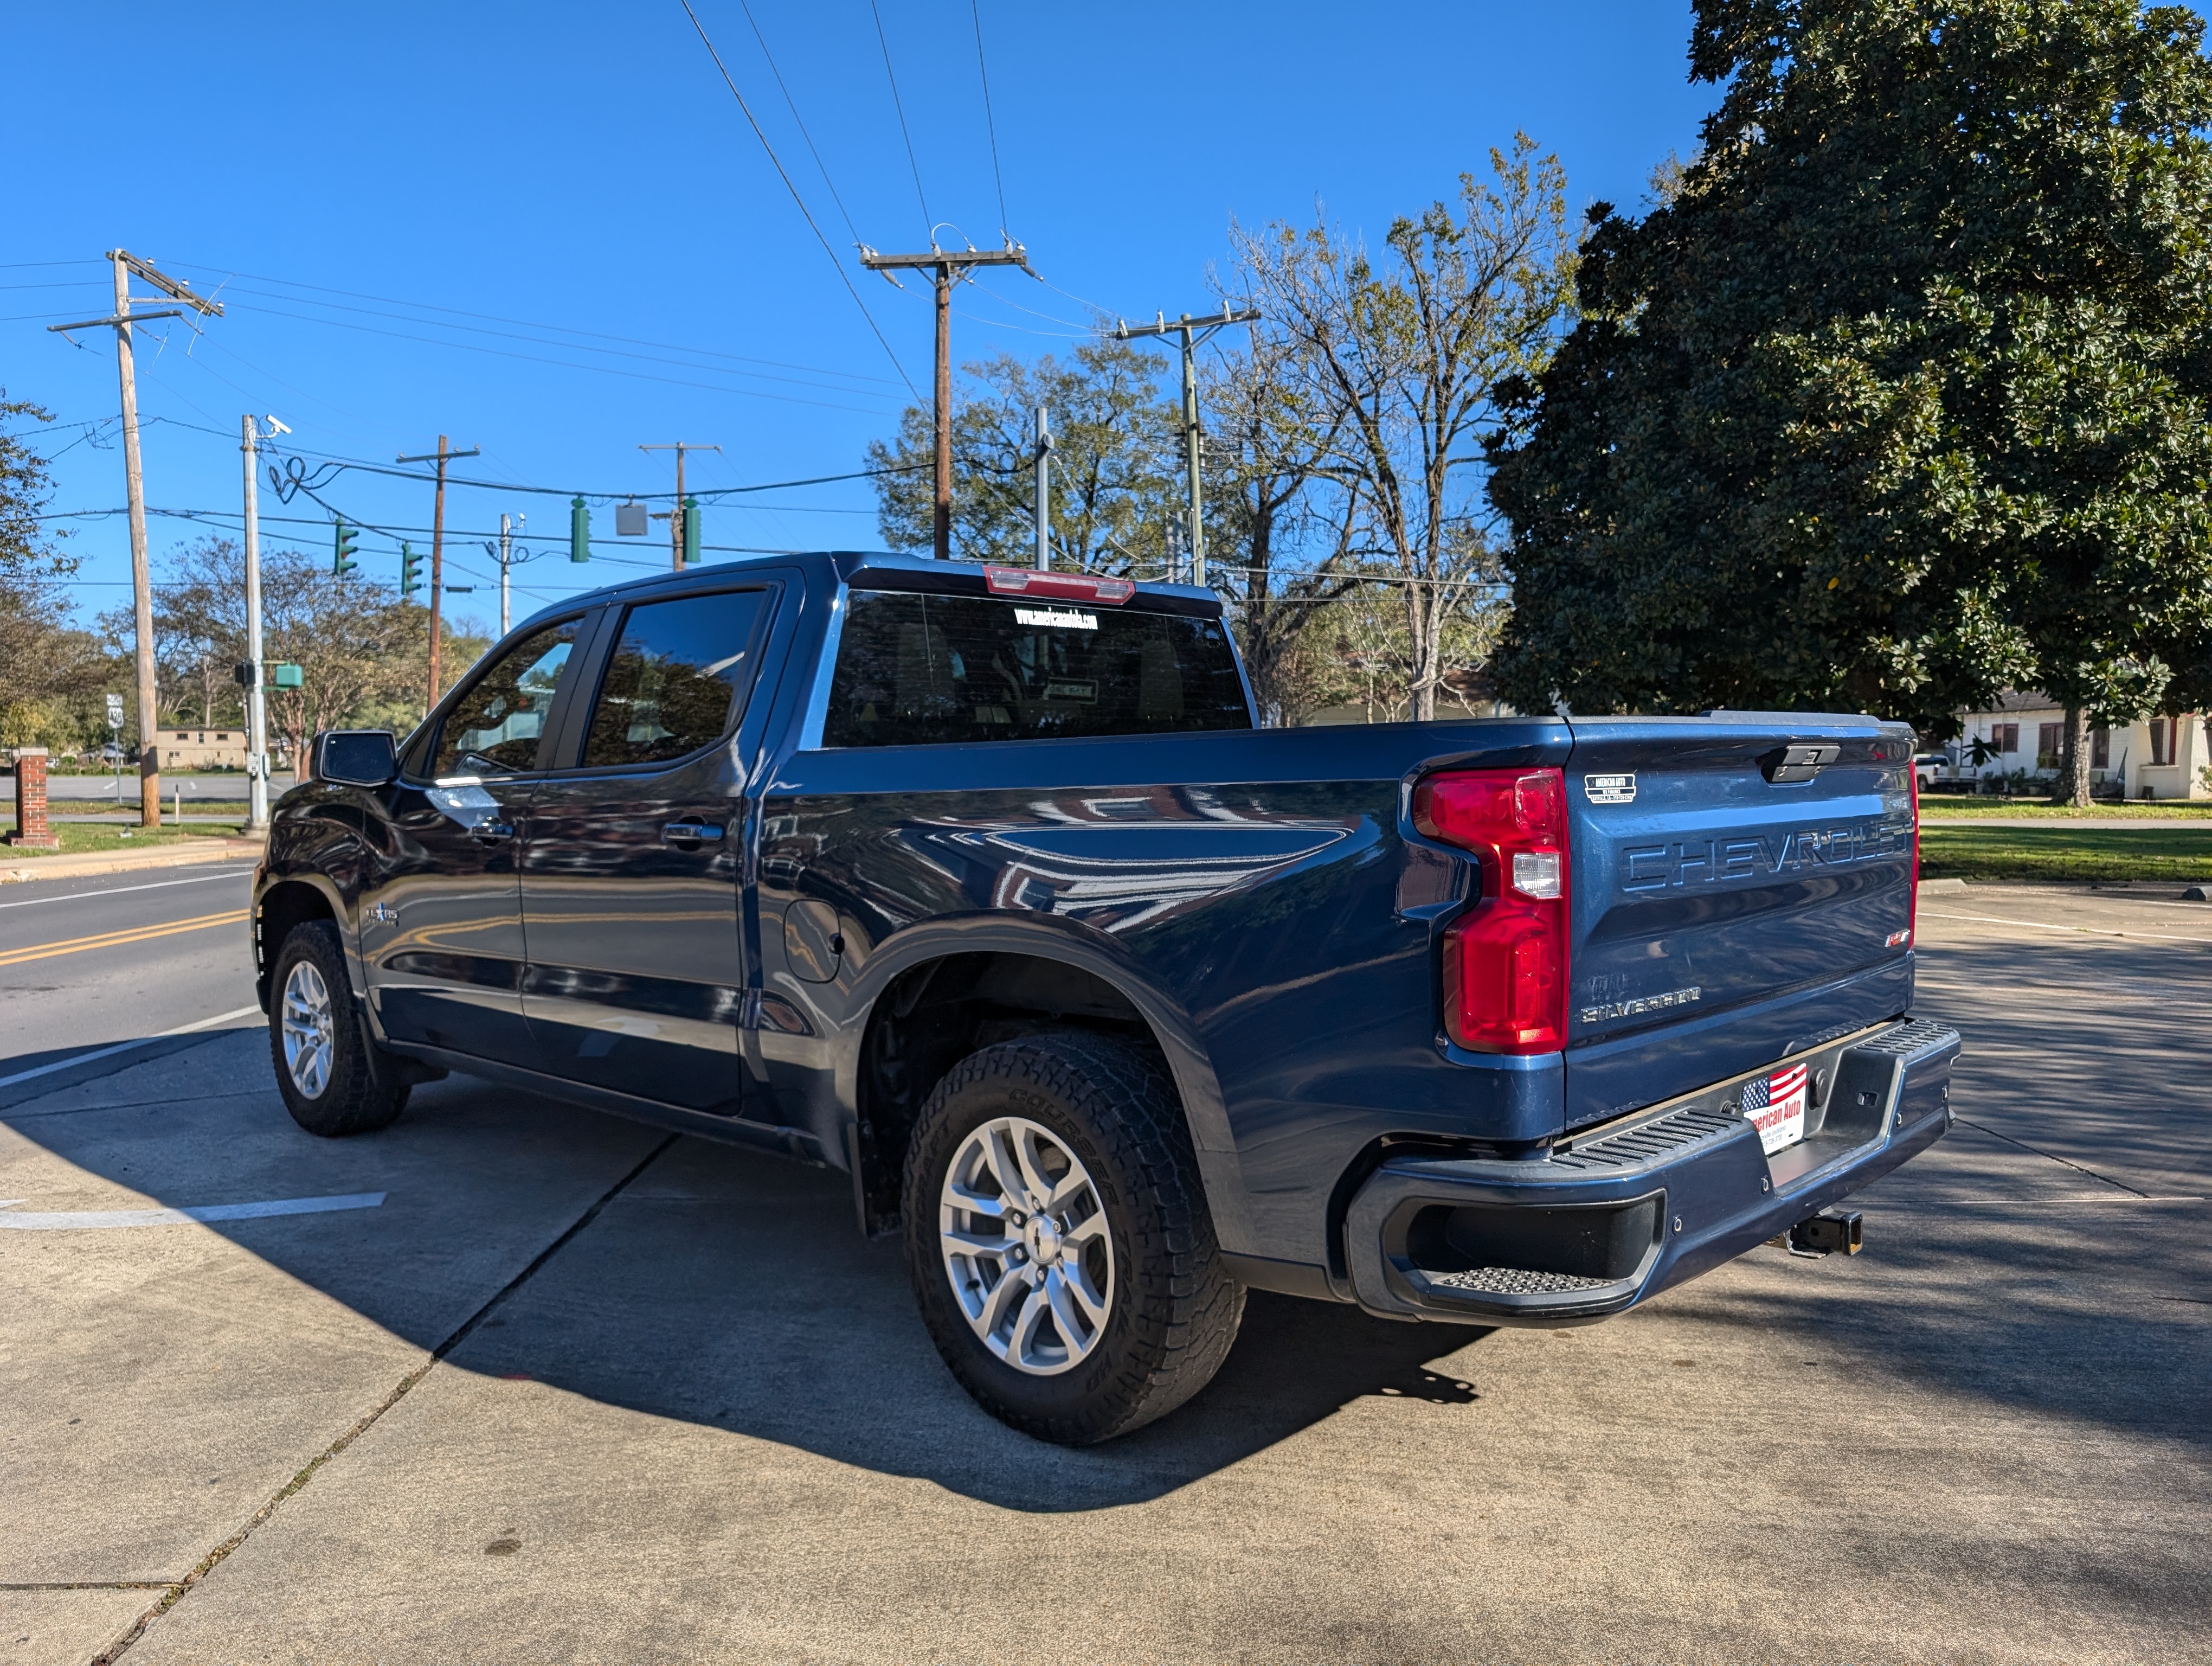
[239,413,289,832]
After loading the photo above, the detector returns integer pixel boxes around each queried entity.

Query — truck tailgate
[1561,716,1917,1130]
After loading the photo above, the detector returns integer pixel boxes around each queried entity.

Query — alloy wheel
[280,959,335,1100]
[938,1115,1115,1375]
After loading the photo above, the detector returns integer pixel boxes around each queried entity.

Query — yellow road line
[0,908,249,967]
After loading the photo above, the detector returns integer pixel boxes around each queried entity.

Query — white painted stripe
[0,867,255,910]
[0,1004,266,1090]
[0,1191,385,1231]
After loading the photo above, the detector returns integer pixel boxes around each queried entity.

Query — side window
[428,618,582,778]
[580,588,771,768]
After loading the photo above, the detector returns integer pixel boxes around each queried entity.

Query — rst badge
[1584,772,1636,805]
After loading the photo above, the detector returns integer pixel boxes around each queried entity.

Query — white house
[1949,690,2208,799]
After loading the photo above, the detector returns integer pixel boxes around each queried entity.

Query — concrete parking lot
[2,884,2207,1665]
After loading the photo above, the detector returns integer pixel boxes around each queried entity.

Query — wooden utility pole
[640,443,720,570]
[47,252,222,827]
[1114,307,1259,584]
[397,436,481,707]
[859,241,1032,559]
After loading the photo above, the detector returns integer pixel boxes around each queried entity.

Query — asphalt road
[0,865,261,1090]
[1,886,2205,1665]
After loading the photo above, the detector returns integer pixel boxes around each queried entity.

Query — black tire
[268,920,409,1137]
[902,1031,1245,1444]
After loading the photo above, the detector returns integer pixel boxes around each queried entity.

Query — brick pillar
[8,747,61,848]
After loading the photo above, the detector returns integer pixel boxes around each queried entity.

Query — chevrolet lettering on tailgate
[1622,820,1908,892]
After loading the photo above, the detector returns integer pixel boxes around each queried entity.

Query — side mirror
[312,729,398,787]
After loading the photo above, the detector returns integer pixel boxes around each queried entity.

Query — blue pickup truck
[253,552,1958,1443]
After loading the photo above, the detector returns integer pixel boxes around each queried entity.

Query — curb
[0,836,265,886]
[1920,877,1970,894]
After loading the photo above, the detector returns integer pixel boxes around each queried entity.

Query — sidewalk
[0,834,266,885]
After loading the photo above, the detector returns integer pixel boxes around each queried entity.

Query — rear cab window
[824,587,1251,747]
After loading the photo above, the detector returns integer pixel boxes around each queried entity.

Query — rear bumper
[1343,1016,1960,1324]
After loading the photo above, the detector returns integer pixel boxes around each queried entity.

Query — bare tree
[1231,137,1574,718]
[104,538,487,765]
[1198,325,1363,724]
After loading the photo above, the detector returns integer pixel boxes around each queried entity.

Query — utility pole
[640,444,719,571]
[239,414,283,832]
[397,436,481,708]
[498,512,520,633]
[859,240,1033,559]
[1032,406,1052,570]
[48,252,223,828]
[1114,307,1259,584]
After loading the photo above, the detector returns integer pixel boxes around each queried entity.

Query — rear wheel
[269,920,409,1137]
[902,1031,1244,1444]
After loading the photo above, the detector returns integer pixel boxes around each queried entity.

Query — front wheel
[902,1032,1245,1444]
[268,920,409,1137]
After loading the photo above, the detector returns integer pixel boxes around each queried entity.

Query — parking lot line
[0,1191,387,1231]
[0,1005,263,1091]
[0,907,247,967]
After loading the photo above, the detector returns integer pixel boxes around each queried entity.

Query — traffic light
[401,541,423,597]
[332,520,359,576]
[570,496,590,563]
[681,496,700,566]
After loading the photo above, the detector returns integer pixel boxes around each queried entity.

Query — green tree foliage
[0,394,107,745]
[100,537,487,764]
[1489,1,2212,761]
[866,339,1184,571]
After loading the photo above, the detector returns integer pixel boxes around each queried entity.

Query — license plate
[1743,1063,1809,1156]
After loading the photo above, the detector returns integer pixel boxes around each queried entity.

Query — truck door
[359,616,587,1066]
[517,585,778,1115]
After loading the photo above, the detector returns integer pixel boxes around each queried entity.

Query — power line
[142,299,899,415]
[970,0,1010,240]
[676,0,921,400]
[869,0,931,238]
[159,262,906,388]
[736,0,860,245]
[209,284,897,399]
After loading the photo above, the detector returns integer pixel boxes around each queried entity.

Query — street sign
[105,693,124,729]
[272,664,304,689]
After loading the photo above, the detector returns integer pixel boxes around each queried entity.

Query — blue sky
[4,2,1713,634]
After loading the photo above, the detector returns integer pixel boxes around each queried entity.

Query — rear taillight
[1414,767,1571,1054]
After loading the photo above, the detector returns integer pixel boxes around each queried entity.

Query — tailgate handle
[1760,743,1841,784]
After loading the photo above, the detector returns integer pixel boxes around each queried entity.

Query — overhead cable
[737,0,862,245]
[970,0,1011,240]
[868,0,933,239]
[677,0,922,399]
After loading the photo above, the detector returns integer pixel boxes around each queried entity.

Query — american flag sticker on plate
[1742,1063,1810,1155]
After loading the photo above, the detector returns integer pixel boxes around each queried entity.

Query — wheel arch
[832,917,1251,1249]
[253,873,359,1013]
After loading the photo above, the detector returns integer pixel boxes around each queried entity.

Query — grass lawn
[1918,798,2212,819]
[1919,823,2212,881]
[3,823,250,857]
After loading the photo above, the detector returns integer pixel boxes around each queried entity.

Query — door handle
[470,818,515,844]
[661,821,726,847]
